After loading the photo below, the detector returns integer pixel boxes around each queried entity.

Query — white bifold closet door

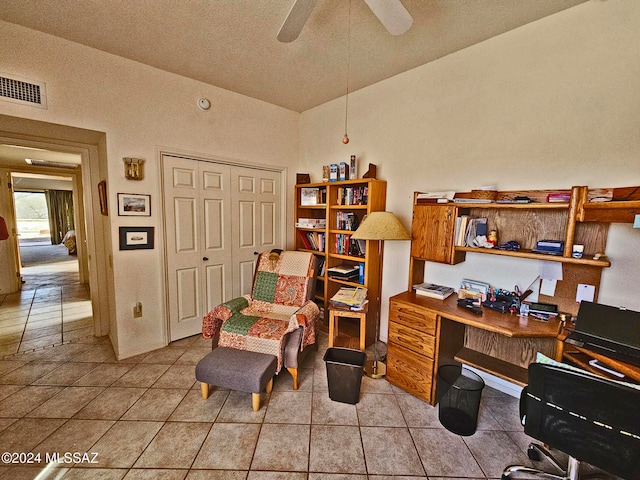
[162,154,282,341]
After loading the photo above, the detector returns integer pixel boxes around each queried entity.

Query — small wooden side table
[328,303,368,351]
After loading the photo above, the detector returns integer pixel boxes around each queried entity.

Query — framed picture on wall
[119,226,154,250]
[117,193,151,216]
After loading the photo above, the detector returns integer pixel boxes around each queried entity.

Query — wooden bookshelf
[294,178,386,347]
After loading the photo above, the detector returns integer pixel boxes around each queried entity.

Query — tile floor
[0,260,92,357]
[0,325,616,480]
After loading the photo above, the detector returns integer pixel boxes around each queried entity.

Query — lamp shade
[351,211,410,241]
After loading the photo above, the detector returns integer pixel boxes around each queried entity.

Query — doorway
[13,175,80,289]
[0,124,109,356]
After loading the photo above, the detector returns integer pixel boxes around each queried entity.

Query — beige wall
[0,21,300,358]
[299,0,640,339]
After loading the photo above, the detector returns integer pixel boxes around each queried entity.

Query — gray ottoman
[195,347,278,411]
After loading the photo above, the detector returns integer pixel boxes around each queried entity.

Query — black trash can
[323,347,366,404]
[437,365,485,436]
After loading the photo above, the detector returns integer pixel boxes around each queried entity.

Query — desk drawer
[388,321,435,358]
[386,343,434,404]
[389,301,437,335]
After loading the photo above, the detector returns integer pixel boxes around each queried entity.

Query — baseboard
[465,365,523,398]
[116,339,166,361]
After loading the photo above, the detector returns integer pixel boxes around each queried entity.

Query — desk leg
[360,315,366,351]
[555,338,564,362]
[328,311,335,348]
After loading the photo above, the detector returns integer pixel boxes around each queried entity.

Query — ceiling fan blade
[364,0,413,36]
[277,0,319,43]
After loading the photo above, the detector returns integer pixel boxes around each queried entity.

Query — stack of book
[330,286,368,310]
[413,282,455,300]
[416,191,455,204]
[296,218,326,229]
[327,264,360,282]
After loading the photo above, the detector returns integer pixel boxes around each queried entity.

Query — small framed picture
[118,193,151,216]
[119,227,154,250]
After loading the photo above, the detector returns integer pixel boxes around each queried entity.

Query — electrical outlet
[133,302,142,318]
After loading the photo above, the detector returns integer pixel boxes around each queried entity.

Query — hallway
[0,256,93,358]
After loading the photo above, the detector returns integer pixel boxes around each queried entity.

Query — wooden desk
[387,292,562,404]
[556,328,640,384]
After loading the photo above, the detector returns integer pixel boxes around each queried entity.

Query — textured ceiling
[1,0,586,112]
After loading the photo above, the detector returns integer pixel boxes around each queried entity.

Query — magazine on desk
[413,282,455,300]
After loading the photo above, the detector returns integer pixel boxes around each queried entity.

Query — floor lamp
[351,211,411,378]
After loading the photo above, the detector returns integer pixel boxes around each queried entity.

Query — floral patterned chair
[202,250,319,389]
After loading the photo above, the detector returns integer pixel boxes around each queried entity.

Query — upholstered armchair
[202,250,319,389]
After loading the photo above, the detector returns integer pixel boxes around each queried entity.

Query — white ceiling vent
[0,73,47,109]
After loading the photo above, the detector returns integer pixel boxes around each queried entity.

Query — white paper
[540,261,563,281]
[540,279,557,296]
[576,284,596,303]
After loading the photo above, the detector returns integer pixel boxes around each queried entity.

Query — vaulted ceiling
[0,0,585,112]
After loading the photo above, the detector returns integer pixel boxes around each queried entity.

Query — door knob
[203,257,209,261]
[253,251,259,255]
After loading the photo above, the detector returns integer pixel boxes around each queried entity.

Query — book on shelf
[413,282,455,300]
[454,216,487,247]
[416,191,455,204]
[334,233,354,256]
[300,187,326,206]
[453,198,493,204]
[296,218,326,229]
[330,286,368,308]
[330,164,338,182]
[299,231,325,251]
[336,186,368,206]
[327,264,359,282]
[339,162,349,181]
[336,211,360,231]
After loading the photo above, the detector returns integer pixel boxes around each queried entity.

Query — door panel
[164,157,205,340]
[176,267,199,322]
[261,201,276,246]
[239,260,255,298]
[203,199,224,251]
[205,263,225,314]
[231,167,281,297]
[174,198,197,252]
[199,162,233,317]
[164,154,281,340]
[238,200,255,248]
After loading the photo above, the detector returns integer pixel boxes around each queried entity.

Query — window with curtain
[44,190,74,244]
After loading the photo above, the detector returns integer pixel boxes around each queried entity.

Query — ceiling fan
[277,0,413,43]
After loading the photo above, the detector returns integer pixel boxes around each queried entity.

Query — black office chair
[503,362,640,480]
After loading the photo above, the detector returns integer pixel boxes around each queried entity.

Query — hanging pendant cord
[344,0,352,141]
